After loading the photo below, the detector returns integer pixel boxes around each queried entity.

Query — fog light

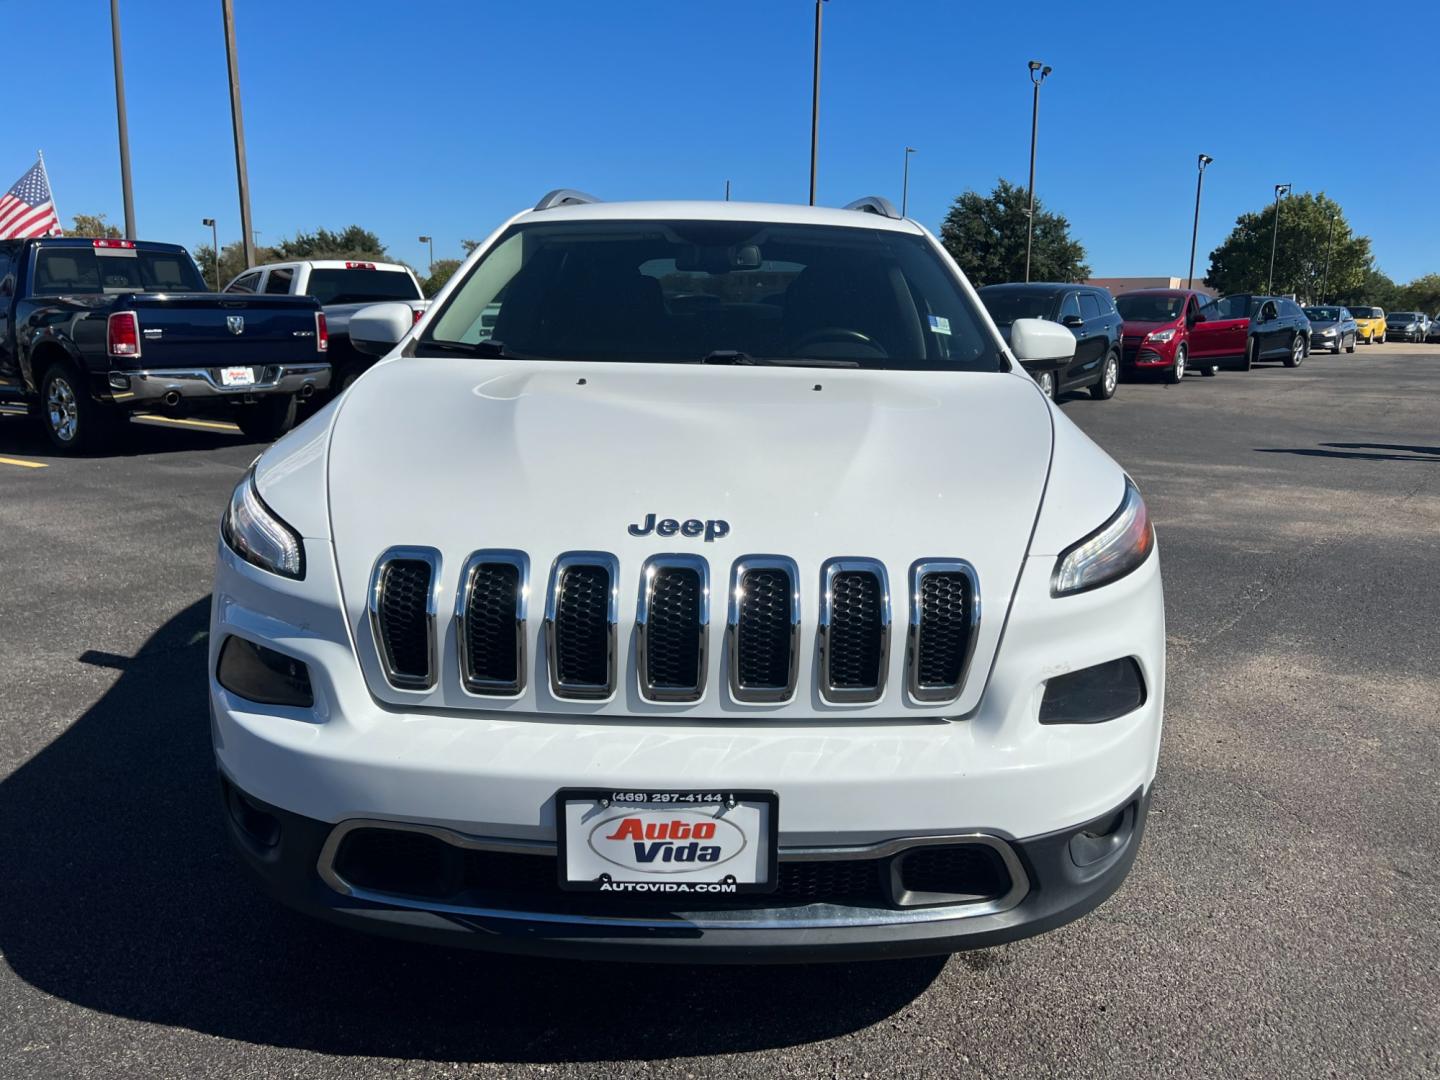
[1040,657,1145,724]
[216,635,314,708]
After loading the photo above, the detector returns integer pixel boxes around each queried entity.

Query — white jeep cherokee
[210,191,1165,962]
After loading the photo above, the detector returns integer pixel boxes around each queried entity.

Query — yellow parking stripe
[0,455,47,469]
[133,414,241,432]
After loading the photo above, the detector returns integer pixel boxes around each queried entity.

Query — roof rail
[534,189,602,211]
[842,195,902,220]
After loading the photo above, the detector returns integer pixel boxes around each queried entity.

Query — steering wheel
[791,327,877,351]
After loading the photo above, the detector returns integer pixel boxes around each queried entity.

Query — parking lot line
[133,415,241,432]
[0,455,47,469]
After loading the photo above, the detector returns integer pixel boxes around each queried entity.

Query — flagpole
[37,150,61,235]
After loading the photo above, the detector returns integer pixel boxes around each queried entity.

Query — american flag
[0,159,62,239]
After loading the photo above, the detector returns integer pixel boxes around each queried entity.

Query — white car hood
[326,357,1055,718]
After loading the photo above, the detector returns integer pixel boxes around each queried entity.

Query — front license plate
[220,366,256,387]
[557,789,778,894]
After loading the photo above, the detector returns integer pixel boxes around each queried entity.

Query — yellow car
[1349,306,1387,343]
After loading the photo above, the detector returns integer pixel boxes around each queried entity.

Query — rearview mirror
[349,302,415,357]
[1010,317,1077,362]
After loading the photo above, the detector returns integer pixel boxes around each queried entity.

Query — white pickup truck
[224,259,427,390]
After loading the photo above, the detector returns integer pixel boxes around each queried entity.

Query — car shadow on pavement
[0,598,945,1063]
[0,414,256,460]
[1254,442,1440,463]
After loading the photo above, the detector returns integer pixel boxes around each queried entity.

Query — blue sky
[8,0,1437,281]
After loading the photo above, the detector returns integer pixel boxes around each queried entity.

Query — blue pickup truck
[0,237,330,451]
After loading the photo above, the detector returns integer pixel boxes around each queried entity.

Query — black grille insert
[375,557,434,686]
[916,570,976,691]
[736,567,794,691]
[824,566,887,696]
[896,844,1011,904]
[461,559,523,692]
[552,562,613,692]
[643,566,703,693]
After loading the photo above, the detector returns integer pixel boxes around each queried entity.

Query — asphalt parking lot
[1,345,1437,1079]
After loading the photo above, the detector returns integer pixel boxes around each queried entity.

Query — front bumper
[1120,339,1176,368]
[220,774,1153,962]
[109,363,331,403]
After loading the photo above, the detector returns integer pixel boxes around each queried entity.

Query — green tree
[422,258,463,296]
[66,212,122,238]
[1397,273,1440,315]
[938,179,1089,287]
[1333,266,1400,311]
[1205,192,1371,301]
[271,225,389,262]
[193,240,277,290]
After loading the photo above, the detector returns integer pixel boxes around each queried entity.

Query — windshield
[33,246,206,294]
[1304,307,1342,321]
[422,220,1004,371]
[1390,312,1419,321]
[975,288,1056,324]
[305,268,420,305]
[1349,307,1376,318]
[1115,294,1184,322]
[1199,294,1260,320]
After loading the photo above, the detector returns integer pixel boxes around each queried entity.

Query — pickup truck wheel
[1090,350,1120,400]
[235,394,298,442]
[39,362,116,453]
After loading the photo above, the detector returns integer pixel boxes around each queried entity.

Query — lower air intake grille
[548,555,617,697]
[373,554,435,688]
[821,560,889,701]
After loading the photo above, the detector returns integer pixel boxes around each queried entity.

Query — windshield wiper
[418,338,539,360]
[697,350,859,369]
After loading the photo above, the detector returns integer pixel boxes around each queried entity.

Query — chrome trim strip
[544,551,620,700]
[817,557,891,704]
[368,546,442,691]
[726,555,801,704]
[906,559,982,704]
[635,553,710,703]
[315,819,1031,929]
[454,549,529,697]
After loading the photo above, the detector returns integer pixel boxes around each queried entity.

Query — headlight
[220,469,305,579]
[1319,328,1336,336]
[1052,478,1154,596]
[1143,328,1176,344]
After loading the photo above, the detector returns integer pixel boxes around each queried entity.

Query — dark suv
[976,283,1123,400]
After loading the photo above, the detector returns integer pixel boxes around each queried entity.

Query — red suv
[1114,289,1218,382]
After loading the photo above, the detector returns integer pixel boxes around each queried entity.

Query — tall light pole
[901,146,916,218]
[1320,206,1337,303]
[418,235,433,274]
[1267,183,1292,295]
[109,0,137,239]
[725,179,731,202]
[222,0,256,270]
[808,0,827,206]
[1187,154,1213,289]
[201,217,218,289]
[1023,60,1052,283]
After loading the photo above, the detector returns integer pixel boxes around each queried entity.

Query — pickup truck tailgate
[125,293,323,367]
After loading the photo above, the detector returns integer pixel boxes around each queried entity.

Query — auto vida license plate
[557,789,778,895]
[220,366,256,387]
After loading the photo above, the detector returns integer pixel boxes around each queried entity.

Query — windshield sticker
[928,315,952,336]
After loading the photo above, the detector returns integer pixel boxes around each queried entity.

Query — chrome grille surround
[368,546,442,691]
[635,554,710,703]
[817,557,891,704]
[543,551,620,700]
[454,549,529,697]
[726,555,801,704]
[906,559,981,704]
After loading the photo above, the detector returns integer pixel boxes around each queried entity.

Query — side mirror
[1010,317,1077,362]
[1060,313,1084,328]
[349,302,415,357]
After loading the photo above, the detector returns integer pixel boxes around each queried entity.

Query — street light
[418,234,433,274]
[1267,182,1292,295]
[1024,60,1052,283]
[901,146,916,218]
[201,217,218,289]
[1187,154,1213,290]
[808,0,829,206]
[222,0,256,269]
[1320,206,1337,303]
[110,0,137,239]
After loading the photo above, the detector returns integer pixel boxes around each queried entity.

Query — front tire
[1284,332,1304,367]
[1168,345,1187,384]
[1379,331,1386,343]
[1332,337,1342,354]
[39,361,118,453]
[1091,349,1120,400]
[1238,338,1255,371]
[235,394,298,442]
[1346,334,1356,354]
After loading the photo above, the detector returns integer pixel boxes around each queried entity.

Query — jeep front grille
[369,547,440,690]
[456,551,528,695]
[818,558,890,703]
[544,553,619,699]
[907,560,980,703]
[636,555,709,702]
[727,557,800,702]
